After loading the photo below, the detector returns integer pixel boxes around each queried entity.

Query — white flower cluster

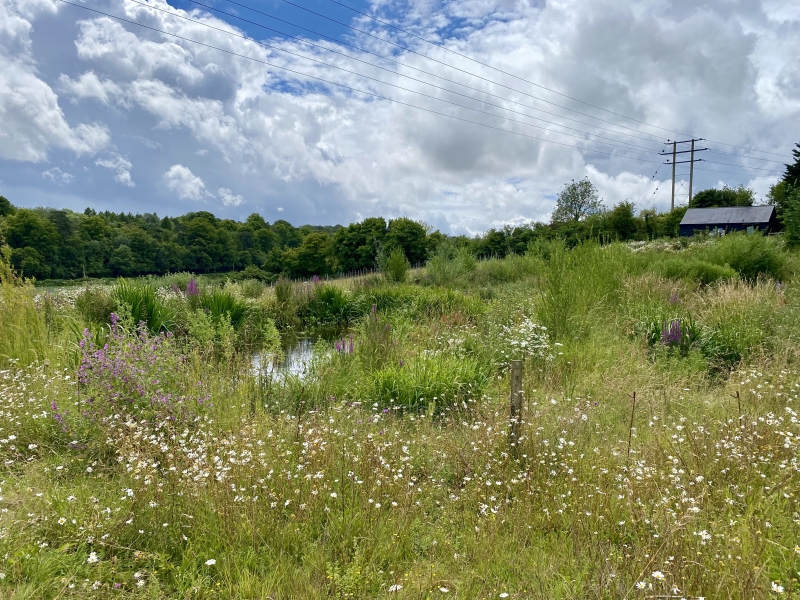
[499,316,552,363]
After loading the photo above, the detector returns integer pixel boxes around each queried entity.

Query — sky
[1,0,798,234]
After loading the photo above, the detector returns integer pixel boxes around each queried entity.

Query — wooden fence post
[510,360,523,455]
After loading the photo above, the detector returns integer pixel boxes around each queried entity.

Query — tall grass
[2,239,800,598]
[112,279,175,333]
[0,248,50,365]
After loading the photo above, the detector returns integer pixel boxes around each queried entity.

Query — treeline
[2,142,799,282]
[0,193,700,282]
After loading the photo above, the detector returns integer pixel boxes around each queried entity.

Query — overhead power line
[700,159,783,175]
[122,0,658,154]
[705,148,789,165]
[308,0,785,162]
[698,140,792,160]
[55,0,665,165]
[318,0,692,137]
[256,0,685,139]
[182,0,664,146]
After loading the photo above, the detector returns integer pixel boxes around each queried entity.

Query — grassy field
[1,234,799,599]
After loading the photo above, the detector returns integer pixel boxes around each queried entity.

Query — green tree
[386,217,427,265]
[332,217,387,273]
[606,201,637,241]
[0,196,14,217]
[691,185,754,208]
[478,229,508,258]
[10,246,50,279]
[284,232,332,278]
[551,178,603,223]
[4,210,60,265]
[784,142,800,188]
[109,245,136,276]
[781,186,800,249]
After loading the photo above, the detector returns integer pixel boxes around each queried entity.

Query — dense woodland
[0,142,798,282]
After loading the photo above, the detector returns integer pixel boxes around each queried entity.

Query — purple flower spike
[186,278,199,297]
[661,319,683,347]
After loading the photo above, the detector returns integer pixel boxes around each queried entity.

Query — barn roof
[680,206,775,226]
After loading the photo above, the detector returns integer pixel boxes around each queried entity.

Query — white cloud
[95,152,134,187]
[0,0,797,229]
[42,167,73,184]
[0,0,110,162]
[164,164,210,200]
[218,187,243,207]
[58,71,122,105]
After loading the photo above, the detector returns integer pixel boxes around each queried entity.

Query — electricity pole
[662,139,707,209]
[671,141,676,211]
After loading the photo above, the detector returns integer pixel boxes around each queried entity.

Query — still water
[251,336,316,380]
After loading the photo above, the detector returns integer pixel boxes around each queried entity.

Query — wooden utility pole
[509,360,523,455]
[662,139,707,208]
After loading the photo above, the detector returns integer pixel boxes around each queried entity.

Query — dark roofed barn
[679,206,778,237]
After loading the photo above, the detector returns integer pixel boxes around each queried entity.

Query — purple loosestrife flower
[186,278,199,297]
[669,292,680,305]
[661,319,683,347]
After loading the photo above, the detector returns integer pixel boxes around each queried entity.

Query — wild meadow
[0,234,799,599]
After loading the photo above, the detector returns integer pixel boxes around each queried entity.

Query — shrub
[112,279,175,333]
[75,286,115,324]
[301,284,354,328]
[382,248,410,283]
[692,232,788,281]
[275,277,293,305]
[238,278,266,299]
[426,245,476,286]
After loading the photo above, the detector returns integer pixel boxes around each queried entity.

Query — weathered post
[509,360,523,456]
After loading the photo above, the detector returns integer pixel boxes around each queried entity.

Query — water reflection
[251,336,316,380]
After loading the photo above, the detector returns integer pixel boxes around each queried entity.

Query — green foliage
[550,177,603,223]
[352,284,483,321]
[691,232,788,280]
[332,217,387,273]
[782,186,800,249]
[0,246,50,365]
[271,277,299,329]
[281,232,332,278]
[74,286,115,324]
[369,353,487,411]
[691,184,755,208]
[783,141,800,188]
[237,278,266,299]
[112,279,175,333]
[385,217,428,264]
[198,288,249,331]
[301,284,354,328]
[605,201,637,240]
[380,247,410,283]
[425,244,476,286]
[657,258,737,285]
